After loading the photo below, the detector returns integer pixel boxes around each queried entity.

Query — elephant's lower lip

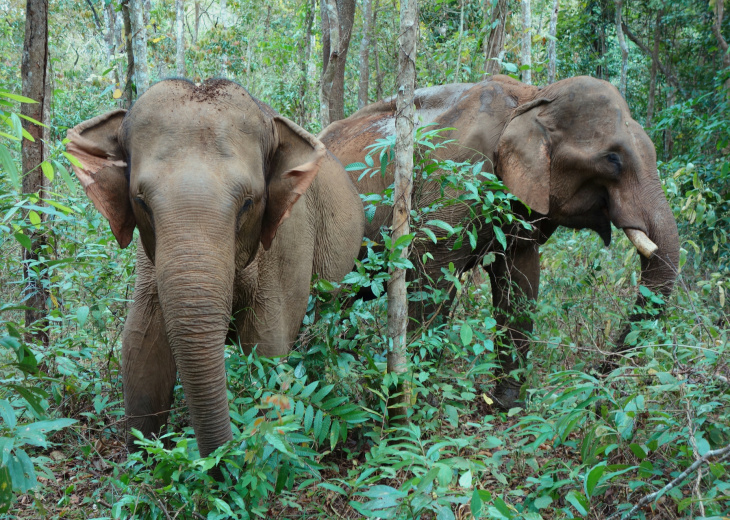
[624,228,658,259]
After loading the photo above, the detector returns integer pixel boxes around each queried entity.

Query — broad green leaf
[493,226,507,250]
[566,490,589,515]
[28,210,41,226]
[264,433,292,455]
[0,400,16,430]
[458,469,472,488]
[62,151,82,167]
[345,162,367,171]
[533,494,553,509]
[629,443,647,460]
[14,232,31,251]
[460,322,473,346]
[0,91,38,103]
[585,463,606,498]
[52,160,76,191]
[76,306,90,327]
[426,219,455,236]
[470,487,483,517]
[40,161,54,182]
[0,144,20,189]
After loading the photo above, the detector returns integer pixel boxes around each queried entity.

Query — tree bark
[388,0,417,421]
[455,0,465,81]
[373,0,383,100]
[664,86,676,158]
[129,0,149,94]
[219,0,228,76]
[298,0,315,124]
[121,0,135,108]
[176,0,185,76]
[547,0,559,83]
[21,0,51,346]
[622,21,681,91]
[646,9,663,127]
[483,0,507,77]
[615,0,628,96]
[358,0,373,109]
[520,0,532,84]
[194,0,200,43]
[320,0,355,127]
[712,0,730,96]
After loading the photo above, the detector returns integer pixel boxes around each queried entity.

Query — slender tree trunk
[129,0,149,94]
[520,0,532,84]
[21,0,51,346]
[331,0,355,122]
[194,0,200,43]
[176,0,185,76]
[547,0,559,83]
[712,0,730,96]
[358,0,373,109]
[483,0,507,76]
[615,0,628,96]
[664,87,675,158]
[373,0,383,100]
[219,0,228,76]
[646,9,662,127]
[388,0,417,421]
[298,0,315,124]
[121,0,135,107]
[320,0,355,126]
[455,0,465,81]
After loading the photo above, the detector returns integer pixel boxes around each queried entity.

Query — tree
[483,0,507,77]
[615,0,627,96]
[388,0,417,420]
[455,0,465,80]
[130,0,149,94]
[711,0,730,96]
[121,0,135,107]
[320,0,355,127]
[520,0,532,84]
[176,0,185,76]
[547,0,559,83]
[21,0,51,346]
[646,9,663,126]
[298,0,316,124]
[358,0,373,109]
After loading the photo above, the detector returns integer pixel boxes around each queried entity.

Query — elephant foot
[491,378,525,411]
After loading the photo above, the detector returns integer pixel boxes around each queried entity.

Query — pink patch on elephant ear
[260,116,324,251]
[66,110,137,248]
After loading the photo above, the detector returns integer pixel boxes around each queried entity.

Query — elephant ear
[66,110,136,248]
[261,116,324,250]
[496,98,553,215]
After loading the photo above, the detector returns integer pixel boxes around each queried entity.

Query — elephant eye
[236,198,254,229]
[606,152,622,174]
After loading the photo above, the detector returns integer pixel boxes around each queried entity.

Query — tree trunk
[615,0,628,96]
[219,0,228,76]
[21,0,51,346]
[298,0,315,125]
[455,0,465,81]
[358,0,373,109]
[194,0,200,43]
[129,0,149,95]
[483,0,507,77]
[646,9,662,127]
[520,0,532,84]
[547,0,559,83]
[121,0,135,108]
[712,0,730,96]
[176,0,185,76]
[388,0,417,421]
[373,0,383,100]
[102,1,120,85]
[664,87,675,159]
[320,0,355,127]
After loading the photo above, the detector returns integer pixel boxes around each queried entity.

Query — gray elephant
[67,79,365,458]
[320,75,679,408]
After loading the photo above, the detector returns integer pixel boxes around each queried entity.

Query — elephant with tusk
[320,75,679,409]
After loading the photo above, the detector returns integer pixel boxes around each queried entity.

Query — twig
[684,390,705,517]
[606,444,730,519]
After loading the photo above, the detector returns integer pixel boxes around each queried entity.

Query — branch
[85,0,102,32]
[621,22,682,93]
[606,443,730,520]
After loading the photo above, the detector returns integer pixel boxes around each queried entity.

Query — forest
[1,0,729,518]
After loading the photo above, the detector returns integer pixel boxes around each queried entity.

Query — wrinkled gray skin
[320,75,679,408]
[68,79,364,457]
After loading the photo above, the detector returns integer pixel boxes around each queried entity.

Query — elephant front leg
[486,239,540,409]
[122,248,177,452]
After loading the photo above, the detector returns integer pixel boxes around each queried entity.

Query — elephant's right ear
[66,109,136,248]
[496,98,552,215]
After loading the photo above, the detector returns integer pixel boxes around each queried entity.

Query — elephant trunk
[620,189,679,346]
[154,211,236,458]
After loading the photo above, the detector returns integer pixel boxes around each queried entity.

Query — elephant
[66,79,365,458]
[319,75,680,408]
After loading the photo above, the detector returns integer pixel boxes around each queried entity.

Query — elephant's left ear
[496,98,553,215]
[261,116,325,250]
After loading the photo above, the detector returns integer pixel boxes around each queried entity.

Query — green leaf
[52,160,76,191]
[426,219,456,236]
[76,306,90,327]
[14,232,31,251]
[533,494,553,509]
[460,323,473,346]
[470,487,483,517]
[62,151,82,168]
[566,489,589,515]
[28,210,41,226]
[345,162,367,171]
[493,226,507,250]
[40,161,54,182]
[0,91,38,103]
[629,444,647,460]
[0,464,12,514]
[421,227,438,244]
[585,464,606,498]
[264,433,292,455]
[0,400,16,430]
[458,469,472,488]
[0,144,20,189]
[313,409,323,439]
[319,482,348,496]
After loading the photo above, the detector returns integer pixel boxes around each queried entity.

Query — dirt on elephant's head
[190,79,233,103]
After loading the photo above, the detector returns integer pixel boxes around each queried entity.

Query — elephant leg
[486,239,540,409]
[122,247,177,451]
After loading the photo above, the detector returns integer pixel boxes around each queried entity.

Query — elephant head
[495,76,679,319]
[67,79,326,457]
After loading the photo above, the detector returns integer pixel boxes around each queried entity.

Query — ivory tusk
[624,228,658,259]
